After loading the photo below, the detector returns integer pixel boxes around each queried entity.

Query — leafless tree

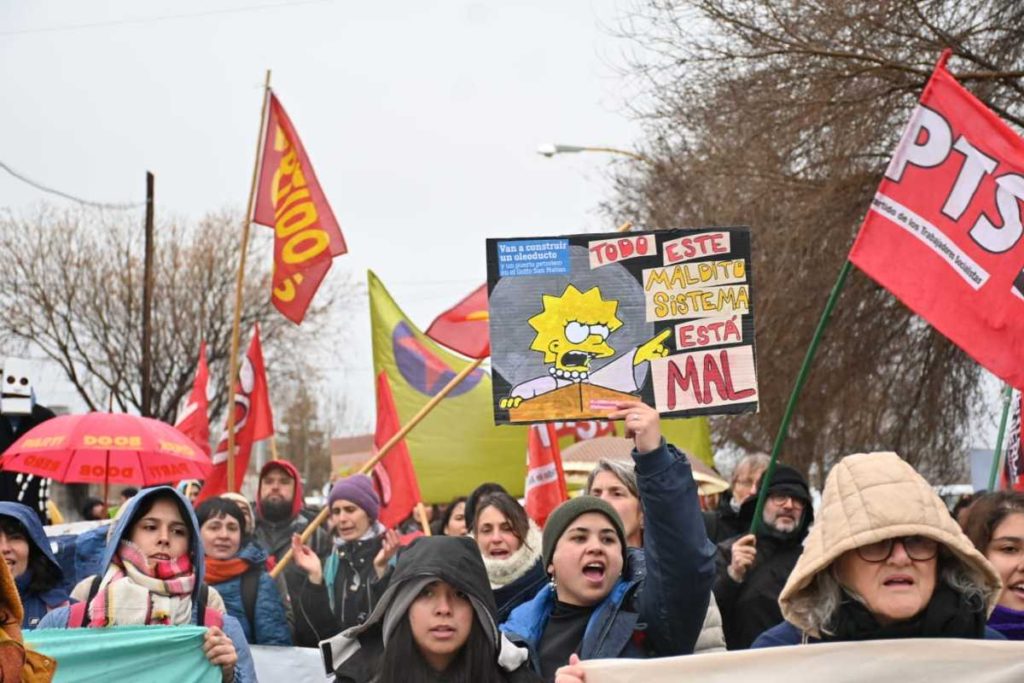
[0,204,349,429]
[610,0,1024,485]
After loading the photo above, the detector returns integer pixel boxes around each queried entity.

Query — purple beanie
[328,475,380,522]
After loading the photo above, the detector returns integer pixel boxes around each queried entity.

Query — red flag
[425,284,490,358]
[848,53,1024,390]
[253,92,347,324]
[371,371,422,528]
[198,325,274,500]
[174,342,211,456]
[524,423,567,528]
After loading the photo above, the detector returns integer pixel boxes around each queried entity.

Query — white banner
[581,638,1024,683]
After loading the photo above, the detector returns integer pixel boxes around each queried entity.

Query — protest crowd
[2,14,1024,682]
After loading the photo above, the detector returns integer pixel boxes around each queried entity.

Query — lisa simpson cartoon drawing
[499,284,670,410]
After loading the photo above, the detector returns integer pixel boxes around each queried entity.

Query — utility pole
[141,171,155,417]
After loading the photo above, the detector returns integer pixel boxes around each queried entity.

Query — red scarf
[204,557,250,585]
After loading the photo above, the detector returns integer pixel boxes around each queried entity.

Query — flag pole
[987,384,1015,491]
[416,502,433,536]
[226,69,272,494]
[749,259,853,535]
[271,357,484,578]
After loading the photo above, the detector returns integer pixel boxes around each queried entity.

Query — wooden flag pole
[749,259,853,535]
[270,357,484,578]
[416,502,433,536]
[226,69,272,493]
[616,221,633,232]
[987,384,1015,491]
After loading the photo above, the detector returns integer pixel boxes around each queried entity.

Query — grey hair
[786,548,992,636]
[585,459,638,499]
[732,453,771,485]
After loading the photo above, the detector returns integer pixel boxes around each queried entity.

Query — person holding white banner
[505,401,716,682]
[751,451,1004,648]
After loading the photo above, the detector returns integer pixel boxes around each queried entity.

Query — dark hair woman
[196,498,291,645]
[35,487,256,683]
[0,502,69,629]
[472,492,547,623]
[323,535,539,683]
[965,491,1024,639]
[438,497,468,537]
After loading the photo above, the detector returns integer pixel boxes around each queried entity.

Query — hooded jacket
[714,463,814,650]
[0,502,69,629]
[35,487,257,683]
[209,540,292,645]
[0,536,55,682]
[323,535,538,683]
[501,440,716,671]
[753,452,1003,647]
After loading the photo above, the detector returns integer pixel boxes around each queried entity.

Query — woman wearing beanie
[291,474,401,643]
[472,491,548,623]
[504,401,717,682]
[964,491,1024,639]
[322,536,540,683]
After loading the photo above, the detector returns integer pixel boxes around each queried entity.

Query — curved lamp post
[536,143,653,165]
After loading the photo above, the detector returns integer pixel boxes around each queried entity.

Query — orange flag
[371,371,423,528]
[174,341,211,456]
[253,92,347,324]
[198,324,274,501]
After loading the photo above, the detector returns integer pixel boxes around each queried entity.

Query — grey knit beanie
[541,496,627,570]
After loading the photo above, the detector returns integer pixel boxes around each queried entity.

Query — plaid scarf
[87,542,197,627]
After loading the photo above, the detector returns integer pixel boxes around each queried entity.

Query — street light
[536,142,652,164]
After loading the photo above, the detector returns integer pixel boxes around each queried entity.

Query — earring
[549,576,557,590]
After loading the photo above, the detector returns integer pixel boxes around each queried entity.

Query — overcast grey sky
[1,0,646,428]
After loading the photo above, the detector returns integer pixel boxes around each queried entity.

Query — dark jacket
[702,490,752,544]
[324,535,539,683]
[501,440,716,671]
[714,492,814,650]
[493,559,548,625]
[208,541,292,645]
[295,532,387,647]
[0,502,69,628]
[751,620,1006,647]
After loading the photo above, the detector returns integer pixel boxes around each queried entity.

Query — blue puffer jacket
[34,486,257,683]
[210,541,291,645]
[752,620,1006,647]
[501,440,716,669]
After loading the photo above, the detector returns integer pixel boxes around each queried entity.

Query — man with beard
[253,459,330,644]
[713,463,813,650]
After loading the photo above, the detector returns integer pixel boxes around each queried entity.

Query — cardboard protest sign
[848,58,1024,390]
[486,229,757,424]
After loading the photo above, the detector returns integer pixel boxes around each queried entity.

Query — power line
[0,0,333,37]
[0,159,145,210]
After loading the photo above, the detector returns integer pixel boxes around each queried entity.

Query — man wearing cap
[713,463,814,650]
[502,401,716,681]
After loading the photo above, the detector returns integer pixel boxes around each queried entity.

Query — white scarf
[479,522,543,589]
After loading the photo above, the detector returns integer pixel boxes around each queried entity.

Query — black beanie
[541,496,627,570]
[762,463,811,505]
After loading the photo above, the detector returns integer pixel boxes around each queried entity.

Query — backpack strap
[240,565,261,629]
[68,575,103,628]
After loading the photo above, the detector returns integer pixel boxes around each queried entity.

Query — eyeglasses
[854,535,939,563]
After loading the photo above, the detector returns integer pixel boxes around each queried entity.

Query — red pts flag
[199,325,275,500]
[524,423,567,528]
[425,284,490,358]
[848,53,1024,390]
[253,92,347,324]
[371,372,423,528]
[174,342,211,456]
[553,420,617,443]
